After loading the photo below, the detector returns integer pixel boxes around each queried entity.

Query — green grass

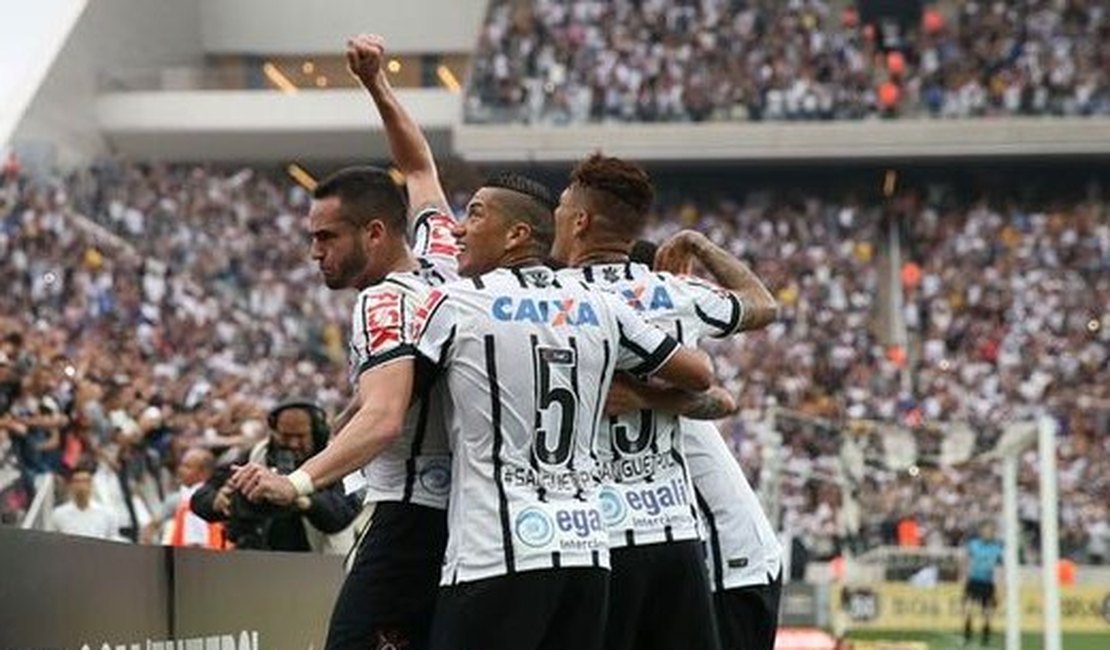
[846,629,1110,650]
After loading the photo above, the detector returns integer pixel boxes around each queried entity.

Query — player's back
[684,418,782,591]
[415,264,676,583]
[558,261,744,547]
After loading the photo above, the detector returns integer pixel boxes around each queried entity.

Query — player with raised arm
[636,234,785,650]
[234,34,459,650]
[412,172,713,650]
[550,153,777,650]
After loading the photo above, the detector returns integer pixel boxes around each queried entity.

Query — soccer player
[414,172,714,650]
[234,34,459,650]
[550,154,778,650]
[632,235,785,650]
[963,521,1003,646]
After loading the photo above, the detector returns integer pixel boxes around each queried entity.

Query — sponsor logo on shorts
[515,507,555,548]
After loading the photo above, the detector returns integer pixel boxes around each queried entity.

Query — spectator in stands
[49,463,117,541]
[159,447,227,548]
[191,401,360,552]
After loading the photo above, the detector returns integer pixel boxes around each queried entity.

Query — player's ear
[573,208,591,238]
[365,218,387,244]
[505,220,533,252]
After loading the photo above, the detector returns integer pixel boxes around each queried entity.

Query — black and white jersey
[346,207,460,510]
[413,265,680,584]
[557,262,744,548]
[685,418,782,591]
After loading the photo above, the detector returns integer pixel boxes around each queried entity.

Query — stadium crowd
[466,0,1110,124]
[1,160,1107,563]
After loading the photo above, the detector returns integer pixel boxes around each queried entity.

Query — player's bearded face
[309,198,371,289]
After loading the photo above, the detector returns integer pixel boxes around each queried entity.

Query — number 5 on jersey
[533,345,579,467]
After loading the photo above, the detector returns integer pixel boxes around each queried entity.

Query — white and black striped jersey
[557,262,744,548]
[685,418,782,591]
[412,265,681,584]
[346,207,459,510]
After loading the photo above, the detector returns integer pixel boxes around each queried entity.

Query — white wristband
[287,469,315,497]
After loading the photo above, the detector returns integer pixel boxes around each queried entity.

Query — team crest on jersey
[621,284,675,312]
[363,290,404,352]
[491,296,600,327]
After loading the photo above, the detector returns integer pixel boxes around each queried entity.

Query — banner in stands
[0,528,345,650]
[833,582,1110,634]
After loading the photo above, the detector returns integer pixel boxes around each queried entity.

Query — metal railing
[20,473,55,531]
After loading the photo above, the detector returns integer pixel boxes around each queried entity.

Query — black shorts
[606,540,722,650]
[325,502,447,650]
[964,579,996,608]
[429,568,608,650]
[714,571,783,650]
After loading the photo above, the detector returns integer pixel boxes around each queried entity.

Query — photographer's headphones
[267,399,330,452]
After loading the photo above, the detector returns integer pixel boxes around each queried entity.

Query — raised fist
[346,33,387,87]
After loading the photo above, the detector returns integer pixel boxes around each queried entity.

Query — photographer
[191,400,360,552]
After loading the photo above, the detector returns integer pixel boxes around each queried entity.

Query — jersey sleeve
[349,285,417,378]
[605,293,681,376]
[411,207,460,280]
[674,274,744,339]
[412,287,455,367]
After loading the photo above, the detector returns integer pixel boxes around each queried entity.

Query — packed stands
[1,161,1107,562]
[466,0,1110,124]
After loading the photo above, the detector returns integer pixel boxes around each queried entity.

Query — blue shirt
[967,537,1003,583]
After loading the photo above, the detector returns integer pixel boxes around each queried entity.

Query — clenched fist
[347,33,387,88]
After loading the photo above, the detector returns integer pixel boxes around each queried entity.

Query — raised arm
[347,34,451,218]
[656,230,777,331]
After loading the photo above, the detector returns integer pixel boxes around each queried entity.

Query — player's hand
[604,374,650,416]
[227,462,264,491]
[655,230,706,274]
[346,33,387,88]
[235,466,297,507]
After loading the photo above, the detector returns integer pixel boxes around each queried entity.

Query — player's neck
[499,251,545,269]
[573,247,630,267]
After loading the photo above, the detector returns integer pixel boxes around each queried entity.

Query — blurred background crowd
[2,157,1106,562]
[467,0,1110,124]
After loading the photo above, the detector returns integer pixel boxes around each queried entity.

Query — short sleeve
[675,274,744,338]
[412,287,455,367]
[411,207,460,279]
[349,285,417,378]
[605,293,680,376]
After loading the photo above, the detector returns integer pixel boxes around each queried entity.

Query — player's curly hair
[568,153,655,239]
